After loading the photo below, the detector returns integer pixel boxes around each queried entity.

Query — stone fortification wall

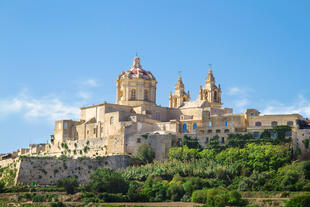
[15,155,132,185]
[45,137,125,158]
[0,158,14,168]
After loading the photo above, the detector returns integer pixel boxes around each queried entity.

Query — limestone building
[2,55,308,165]
[38,56,308,160]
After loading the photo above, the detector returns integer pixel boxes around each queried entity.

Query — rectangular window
[131,89,136,100]
[137,138,141,143]
[64,122,68,129]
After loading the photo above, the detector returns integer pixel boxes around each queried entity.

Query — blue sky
[0,0,309,153]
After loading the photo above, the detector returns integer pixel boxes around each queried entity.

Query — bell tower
[198,65,222,107]
[169,75,190,108]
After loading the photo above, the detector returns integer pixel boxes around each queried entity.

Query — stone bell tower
[116,56,157,106]
[198,65,222,107]
[169,75,190,108]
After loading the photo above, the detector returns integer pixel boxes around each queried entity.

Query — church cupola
[116,56,157,106]
[169,75,190,108]
[198,65,222,107]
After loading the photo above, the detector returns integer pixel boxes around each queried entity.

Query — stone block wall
[15,155,132,185]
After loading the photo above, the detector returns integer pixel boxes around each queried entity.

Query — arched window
[209,121,212,127]
[183,124,187,132]
[110,116,114,125]
[287,121,294,126]
[255,122,262,126]
[207,130,212,134]
[225,121,228,126]
[193,123,197,131]
[144,90,148,101]
[221,137,225,144]
[131,89,136,100]
[271,121,278,126]
[224,129,230,133]
[216,129,221,133]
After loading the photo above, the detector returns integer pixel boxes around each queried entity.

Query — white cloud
[78,91,92,100]
[235,98,250,109]
[261,94,310,117]
[226,86,252,112]
[83,79,99,87]
[0,91,80,122]
[228,87,242,95]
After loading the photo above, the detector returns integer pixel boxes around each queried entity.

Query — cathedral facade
[47,56,307,160]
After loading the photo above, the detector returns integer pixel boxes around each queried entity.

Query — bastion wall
[15,155,132,185]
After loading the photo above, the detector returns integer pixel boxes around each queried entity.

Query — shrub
[141,175,168,202]
[191,189,208,204]
[183,177,203,196]
[32,194,45,202]
[166,183,184,201]
[127,181,147,202]
[0,181,5,193]
[85,168,128,194]
[98,192,128,202]
[303,161,310,179]
[199,149,216,160]
[182,135,202,149]
[50,202,65,207]
[205,188,246,207]
[286,194,310,207]
[168,146,200,161]
[57,177,79,194]
[136,144,155,164]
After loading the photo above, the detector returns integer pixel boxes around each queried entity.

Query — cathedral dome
[118,56,156,81]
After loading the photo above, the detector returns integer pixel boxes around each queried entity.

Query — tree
[168,146,200,161]
[85,168,129,194]
[273,125,292,142]
[136,144,155,164]
[57,177,79,194]
[286,194,310,207]
[166,183,184,201]
[182,135,202,149]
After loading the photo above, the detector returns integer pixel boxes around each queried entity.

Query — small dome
[118,56,156,81]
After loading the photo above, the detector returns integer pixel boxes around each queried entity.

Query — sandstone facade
[2,56,310,164]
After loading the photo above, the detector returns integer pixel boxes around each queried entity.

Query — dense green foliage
[135,144,155,164]
[17,193,59,202]
[2,127,308,206]
[56,177,79,194]
[84,168,129,194]
[286,193,310,207]
[182,135,202,149]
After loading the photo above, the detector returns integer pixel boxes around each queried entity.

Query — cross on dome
[132,56,142,69]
